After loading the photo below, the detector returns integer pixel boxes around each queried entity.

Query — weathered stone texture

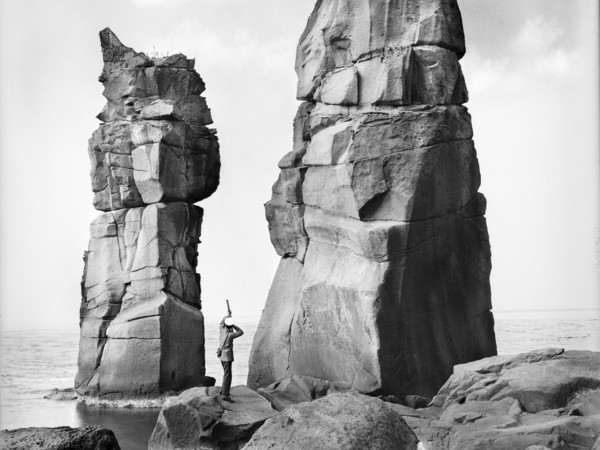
[400,349,600,450]
[77,202,206,396]
[0,426,121,450]
[257,375,350,412]
[248,0,496,399]
[248,352,600,450]
[243,392,419,450]
[148,386,277,450]
[90,28,220,212]
[295,0,466,101]
[76,29,218,397]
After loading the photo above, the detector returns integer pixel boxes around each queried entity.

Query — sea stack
[248,0,496,398]
[75,29,220,396]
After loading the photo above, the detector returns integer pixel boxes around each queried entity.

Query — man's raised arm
[231,325,244,339]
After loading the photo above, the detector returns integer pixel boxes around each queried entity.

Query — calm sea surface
[1,311,598,449]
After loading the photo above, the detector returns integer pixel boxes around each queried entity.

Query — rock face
[243,392,419,450]
[43,388,78,401]
[90,29,219,211]
[148,386,277,450]
[396,349,600,449]
[76,29,220,397]
[435,348,600,413]
[0,426,121,450]
[257,375,350,411]
[248,0,496,398]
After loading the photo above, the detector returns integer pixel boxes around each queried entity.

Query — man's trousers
[221,360,232,397]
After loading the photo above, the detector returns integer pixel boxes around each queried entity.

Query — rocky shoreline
[0,426,121,450]
[147,348,600,450]
[2,348,599,449]
[3,0,595,449]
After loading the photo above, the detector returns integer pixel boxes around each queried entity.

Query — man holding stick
[217,300,244,402]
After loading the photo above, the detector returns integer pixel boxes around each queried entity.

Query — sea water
[0,317,258,449]
[1,311,598,449]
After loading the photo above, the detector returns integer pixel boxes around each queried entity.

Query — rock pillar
[75,29,220,397]
[248,0,496,398]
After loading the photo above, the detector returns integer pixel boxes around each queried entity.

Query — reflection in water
[75,403,160,450]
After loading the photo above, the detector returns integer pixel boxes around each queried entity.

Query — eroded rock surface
[243,392,419,450]
[248,0,496,398]
[0,426,120,450]
[396,349,600,450]
[257,375,350,411]
[76,29,219,397]
[252,351,600,449]
[90,28,219,211]
[148,386,277,450]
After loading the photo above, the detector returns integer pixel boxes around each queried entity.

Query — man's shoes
[222,396,234,403]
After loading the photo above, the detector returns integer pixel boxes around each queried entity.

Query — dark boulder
[0,426,120,450]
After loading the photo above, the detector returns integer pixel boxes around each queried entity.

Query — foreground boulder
[257,375,350,411]
[0,426,120,450]
[435,348,600,412]
[243,392,419,449]
[248,0,496,398]
[76,28,220,397]
[394,349,600,449]
[148,385,277,450]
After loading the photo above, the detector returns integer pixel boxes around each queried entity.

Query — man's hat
[225,317,234,327]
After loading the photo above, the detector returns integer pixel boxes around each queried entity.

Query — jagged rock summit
[248,0,496,398]
[75,28,220,397]
[402,349,600,449]
[91,28,219,211]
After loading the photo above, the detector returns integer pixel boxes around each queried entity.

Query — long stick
[226,299,232,317]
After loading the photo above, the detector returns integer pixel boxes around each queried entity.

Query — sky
[0,0,598,331]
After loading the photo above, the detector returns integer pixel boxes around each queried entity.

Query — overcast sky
[0,0,598,331]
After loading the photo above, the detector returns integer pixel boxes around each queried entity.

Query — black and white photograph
[0,1,598,449]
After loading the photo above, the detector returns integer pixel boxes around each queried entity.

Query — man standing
[218,316,244,402]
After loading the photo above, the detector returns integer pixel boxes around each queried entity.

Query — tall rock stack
[75,29,220,397]
[248,0,497,398]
